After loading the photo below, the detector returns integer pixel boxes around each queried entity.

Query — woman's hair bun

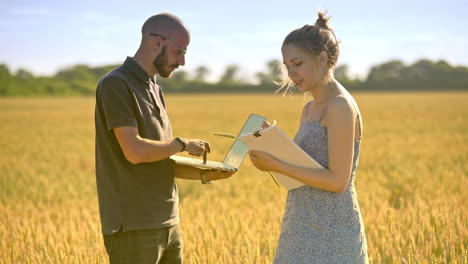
[314,10,331,30]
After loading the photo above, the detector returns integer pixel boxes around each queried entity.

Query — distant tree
[367,60,405,82]
[55,64,93,81]
[6,68,35,95]
[453,65,468,83]
[404,59,468,89]
[1,58,468,96]
[406,59,436,80]
[256,59,282,85]
[334,64,351,83]
[333,64,363,90]
[16,69,34,80]
[194,65,210,82]
[255,72,270,85]
[219,64,240,84]
[171,70,189,83]
[434,60,451,72]
[0,64,11,79]
[162,70,190,90]
[0,64,11,95]
[90,64,120,80]
[266,59,282,83]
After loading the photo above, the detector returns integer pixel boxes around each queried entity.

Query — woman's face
[281,43,322,93]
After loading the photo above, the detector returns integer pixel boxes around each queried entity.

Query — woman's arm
[248,96,357,193]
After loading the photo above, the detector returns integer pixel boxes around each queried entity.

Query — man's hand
[185,139,211,158]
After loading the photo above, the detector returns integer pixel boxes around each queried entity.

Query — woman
[248,11,369,263]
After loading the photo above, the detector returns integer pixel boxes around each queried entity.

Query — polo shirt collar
[124,56,156,84]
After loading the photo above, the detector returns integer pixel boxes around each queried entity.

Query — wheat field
[0,92,467,264]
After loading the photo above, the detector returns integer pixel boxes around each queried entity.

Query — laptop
[170,114,267,171]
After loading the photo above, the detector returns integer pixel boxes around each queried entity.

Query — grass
[0,92,467,263]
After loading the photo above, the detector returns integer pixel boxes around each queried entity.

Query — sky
[1,0,467,82]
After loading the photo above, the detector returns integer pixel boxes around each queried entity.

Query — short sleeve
[97,76,138,131]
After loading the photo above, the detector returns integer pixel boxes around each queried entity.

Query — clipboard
[239,125,324,190]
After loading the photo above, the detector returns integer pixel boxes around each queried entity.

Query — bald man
[94,13,235,264]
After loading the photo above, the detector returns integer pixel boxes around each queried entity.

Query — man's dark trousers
[103,224,183,264]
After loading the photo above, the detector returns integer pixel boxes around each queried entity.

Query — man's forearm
[130,136,182,164]
[173,165,236,182]
[114,126,184,164]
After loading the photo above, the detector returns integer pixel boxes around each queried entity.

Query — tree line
[0,58,467,96]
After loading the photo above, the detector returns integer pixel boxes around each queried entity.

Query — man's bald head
[134,13,190,77]
[141,13,189,41]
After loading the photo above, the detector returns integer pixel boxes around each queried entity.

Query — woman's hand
[248,150,280,172]
[260,120,276,129]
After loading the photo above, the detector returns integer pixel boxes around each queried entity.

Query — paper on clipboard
[239,125,324,190]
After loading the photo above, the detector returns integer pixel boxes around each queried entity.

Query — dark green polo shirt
[95,57,178,235]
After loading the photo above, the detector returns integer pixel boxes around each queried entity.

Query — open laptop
[170,114,267,171]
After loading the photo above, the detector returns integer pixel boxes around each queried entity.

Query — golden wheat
[0,92,466,264]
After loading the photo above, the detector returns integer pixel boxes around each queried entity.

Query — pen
[203,141,210,164]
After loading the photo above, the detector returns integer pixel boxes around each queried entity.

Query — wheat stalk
[211,132,236,139]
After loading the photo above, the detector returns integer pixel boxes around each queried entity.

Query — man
[95,13,235,264]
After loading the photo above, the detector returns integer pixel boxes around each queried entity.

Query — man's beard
[153,47,177,78]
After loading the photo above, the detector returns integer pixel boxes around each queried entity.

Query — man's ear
[153,36,165,50]
[155,39,162,49]
[153,41,165,57]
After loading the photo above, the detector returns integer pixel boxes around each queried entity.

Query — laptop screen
[223,114,267,169]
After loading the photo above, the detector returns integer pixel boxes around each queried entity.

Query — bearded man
[94,13,234,264]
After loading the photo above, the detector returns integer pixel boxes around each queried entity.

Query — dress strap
[356,113,363,139]
[304,100,313,116]
[349,101,363,139]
